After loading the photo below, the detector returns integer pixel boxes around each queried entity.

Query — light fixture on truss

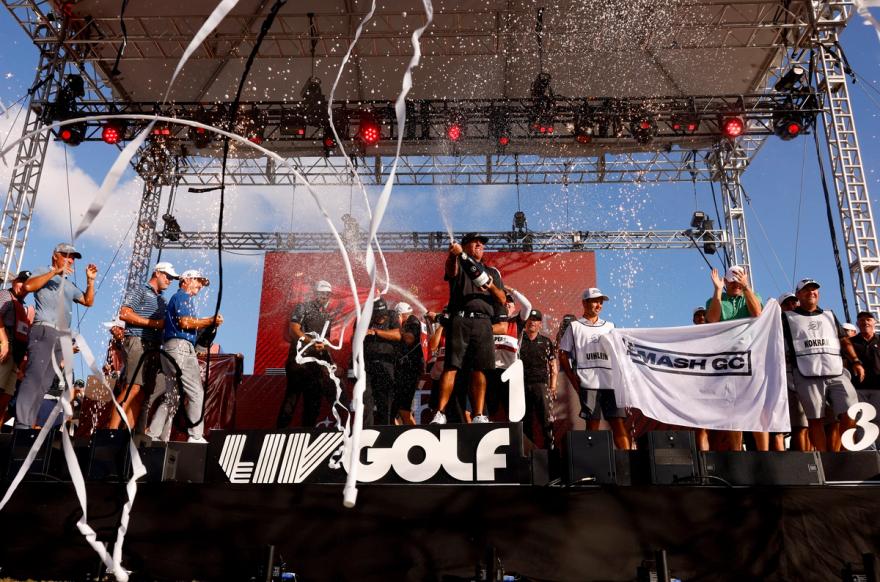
[529,72,556,135]
[357,110,381,147]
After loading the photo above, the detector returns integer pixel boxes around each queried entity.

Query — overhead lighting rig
[573,103,595,144]
[630,113,657,145]
[489,107,511,147]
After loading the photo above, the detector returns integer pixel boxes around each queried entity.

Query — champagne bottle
[460,252,491,287]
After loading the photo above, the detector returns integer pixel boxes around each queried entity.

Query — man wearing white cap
[692,306,707,325]
[706,265,764,451]
[146,269,222,443]
[558,287,631,450]
[782,278,861,451]
[15,243,97,429]
[277,279,337,429]
[109,261,179,430]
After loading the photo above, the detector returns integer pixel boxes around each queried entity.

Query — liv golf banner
[605,300,790,432]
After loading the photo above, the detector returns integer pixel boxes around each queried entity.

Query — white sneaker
[187,436,208,444]
[471,415,490,424]
[430,411,447,425]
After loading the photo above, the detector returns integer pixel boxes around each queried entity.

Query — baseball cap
[53,242,82,259]
[778,291,797,304]
[13,270,31,282]
[527,309,543,321]
[795,278,820,292]
[461,232,489,245]
[842,322,858,334]
[373,297,388,312]
[395,301,413,315]
[724,265,746,283]
[154,261,179,279]
[102,318,125,329]
[180,269,210,286]
[857,311,877,320]
[582,287,609,301]
[693,306,706,316]
[314,280,332,293]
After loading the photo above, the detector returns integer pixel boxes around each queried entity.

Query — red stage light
[786,122,801,136]
[59,123,85,145]
[498,135,510,146]
[324,135,337,149]
[248,135,263,145]
[721,116,745,138]
[101,120,126,145]
[358,113,381,146]
[60,129,72,141]
[576,134,591,144]
[446,123,462,142]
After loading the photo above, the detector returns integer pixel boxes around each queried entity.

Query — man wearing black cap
[15,243,97,429]
[519,309,558,448]
[0,270,31,422]
[431,233,505,424]
[852,310,880,418]
[277,280,338,429]
[364,297,401,425]
[782,278,862,451]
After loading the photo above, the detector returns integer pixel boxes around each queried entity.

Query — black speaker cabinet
[563,430,616,485]
[702,451,823,485]
[820,452,880,483]
[87,429,132,481]
[7,428,59,480]
[138,441,207,483]
[637,431,698,485]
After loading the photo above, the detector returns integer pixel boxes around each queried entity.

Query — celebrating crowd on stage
[0,236,876,454]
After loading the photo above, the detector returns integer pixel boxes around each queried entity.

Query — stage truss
[1,0,878,316]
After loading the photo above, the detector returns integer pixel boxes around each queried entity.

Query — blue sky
[1,10,880,375]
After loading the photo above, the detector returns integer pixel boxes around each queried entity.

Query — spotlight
[574,103,595,144]
[236,107,266,145]
[101,119,127,145]
[690,210,707,229]
[161,213,181,242]
[774,65,807,92]
[64,74,85,99]
[489,108,511,147]
[322,126,338,155]
[445,113,465,142]
[151,124,173,142]
[773,107,805,141]
[670,114,698,134]
[189,107,214,148]
[630,115,656,144]
[513,211,527,230]
[530,72,555,135]
[720,115,745,139]
[59,123,85,145]
[357,111,381,146]
[301,76,327,124]
[280,110,307,139]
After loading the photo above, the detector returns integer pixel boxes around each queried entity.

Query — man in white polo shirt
[558,287,630,450]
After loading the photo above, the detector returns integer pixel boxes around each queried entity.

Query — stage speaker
[7,428,58,480]
[87,429,131,481]
[702,451,823,486]
[820,452,880,483]
[138,441,207,483]
[530,449,550,486]
[563,430,615,485]
[637,431,698,485]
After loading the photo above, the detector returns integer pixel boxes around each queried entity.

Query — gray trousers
[15,324,65,429]
[146,338,204,440]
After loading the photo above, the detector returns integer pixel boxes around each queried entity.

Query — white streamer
[342,0,434,508]
[855,0,880,42]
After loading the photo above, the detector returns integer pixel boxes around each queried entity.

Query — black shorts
[444,316,495,371]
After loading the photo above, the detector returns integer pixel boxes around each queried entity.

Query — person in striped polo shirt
[109,261,179,431]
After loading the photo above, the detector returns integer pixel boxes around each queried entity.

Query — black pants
[523,382,553,449]
[393,363,422,413]
[364,360,396,426]
[277,357,337,429]
[484,368,508,419]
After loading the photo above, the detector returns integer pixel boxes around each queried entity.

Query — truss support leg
[714,142,753,280]
[0,31,69,283]
[122,178,162,305]
[814,34,880,315]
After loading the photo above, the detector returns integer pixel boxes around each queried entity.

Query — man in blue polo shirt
[15,242,96,429]
[146,269,222,443]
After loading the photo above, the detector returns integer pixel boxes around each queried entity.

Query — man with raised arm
[431,233,506,424]
[15,243,96,429]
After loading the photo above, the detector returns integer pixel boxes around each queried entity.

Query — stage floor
[0,482,878,581]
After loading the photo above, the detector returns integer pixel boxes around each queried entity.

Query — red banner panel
[254,250,597,374]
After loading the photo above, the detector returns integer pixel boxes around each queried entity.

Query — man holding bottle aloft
[431,232,506,424]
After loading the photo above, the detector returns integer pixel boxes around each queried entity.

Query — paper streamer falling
[855,0,880,42]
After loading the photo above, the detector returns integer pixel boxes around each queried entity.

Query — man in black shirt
[431,233,506,424]
[852,310,880,418]
[393,302,424,425]
[364,297,401,425]
[277,280,338,428]
[519,309,558,448]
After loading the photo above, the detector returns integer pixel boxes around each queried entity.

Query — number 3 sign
[842,402,880,451]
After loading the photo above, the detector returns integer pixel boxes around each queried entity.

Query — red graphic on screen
[254,251,597,374]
